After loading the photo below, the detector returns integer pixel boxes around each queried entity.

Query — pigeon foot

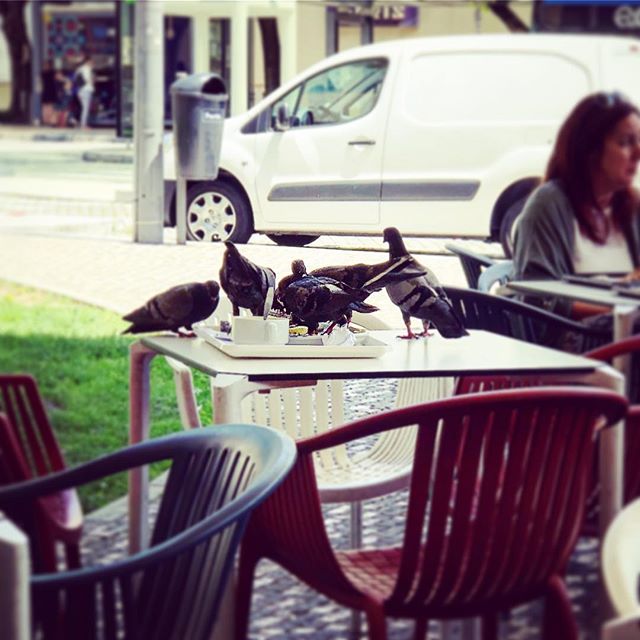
[397,331,419,340]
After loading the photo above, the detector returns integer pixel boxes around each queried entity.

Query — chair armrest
[586,335,640,362]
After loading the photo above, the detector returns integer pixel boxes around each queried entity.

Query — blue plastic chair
[477,260,513,292]
[0,424,296,640]
[445,243,496,289]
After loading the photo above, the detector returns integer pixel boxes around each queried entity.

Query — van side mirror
[273,103,291,131]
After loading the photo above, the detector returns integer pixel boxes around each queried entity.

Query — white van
[163,33,640,247]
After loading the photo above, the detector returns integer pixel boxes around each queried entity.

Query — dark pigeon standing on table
[383,227,468,339]
[219,242,276,318]
[122,280,220,335]
[279,259,378,334]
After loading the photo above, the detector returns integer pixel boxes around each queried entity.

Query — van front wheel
[185,181,253,243]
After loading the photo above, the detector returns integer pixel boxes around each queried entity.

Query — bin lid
[170,72,227,97]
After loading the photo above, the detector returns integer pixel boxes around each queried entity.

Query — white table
[129,329,624,549]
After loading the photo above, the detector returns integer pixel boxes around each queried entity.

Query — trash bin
[170,73,228,179]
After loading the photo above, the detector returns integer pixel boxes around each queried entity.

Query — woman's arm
[570,300,611,319]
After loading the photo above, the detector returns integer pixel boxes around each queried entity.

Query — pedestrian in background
[40,59,57,126]
[73,54,95,129]
[53,64,73,128]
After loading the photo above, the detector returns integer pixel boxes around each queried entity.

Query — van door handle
[348,138,376,146]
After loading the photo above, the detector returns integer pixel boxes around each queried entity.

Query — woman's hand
[621,268,640,282]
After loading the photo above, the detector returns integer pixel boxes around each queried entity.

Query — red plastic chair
[454,335,640,536]
[0,375,82,571]
[235,387,627,639]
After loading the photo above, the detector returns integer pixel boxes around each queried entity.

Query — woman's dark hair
[545,91,640,243]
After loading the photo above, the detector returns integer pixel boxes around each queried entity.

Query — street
[0,129,503,302]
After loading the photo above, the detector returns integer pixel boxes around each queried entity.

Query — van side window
[271,58,387,129]
[405,52,590,124]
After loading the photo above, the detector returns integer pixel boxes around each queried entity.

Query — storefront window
[209,19,230,112]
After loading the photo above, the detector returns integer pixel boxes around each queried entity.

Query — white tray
[193,326,390,359]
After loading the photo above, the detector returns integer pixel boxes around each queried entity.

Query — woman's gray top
[513,180,640,316]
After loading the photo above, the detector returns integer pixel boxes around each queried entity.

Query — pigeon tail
[432,322,469,339]
[350,301,379,314]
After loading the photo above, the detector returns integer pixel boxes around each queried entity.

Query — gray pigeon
[220,242,276,318]
[122,280,220,335]
[383,227,468,339]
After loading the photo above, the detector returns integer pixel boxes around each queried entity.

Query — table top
[142,329,601,382]
[508,280,640,308]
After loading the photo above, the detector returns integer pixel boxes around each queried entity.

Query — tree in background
[0,0,32,123]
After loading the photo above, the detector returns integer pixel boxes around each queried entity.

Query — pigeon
[309,256,427,292]
[383,227,468,339]
[280,259,378,334]
[122,281,220,335]
[219,242,276,318]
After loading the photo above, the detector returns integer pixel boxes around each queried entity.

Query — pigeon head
[205,280,220,300]
[383,227,408,259]
[222,242,251,276]
[291,259,307,278]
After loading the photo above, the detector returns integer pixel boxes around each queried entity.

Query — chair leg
[65,542,81,569]
[413,616,428,640]
[542,576,578,640]
[364,604,387,640]
[234,546,260,640]
[349,501,363,638]
[481,612,498,640]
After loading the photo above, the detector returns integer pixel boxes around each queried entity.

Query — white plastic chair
[166,295,236,430]
[166,305,453,637]
[167,304,454,547]
[602,497,640,618]
[0,512,30,640]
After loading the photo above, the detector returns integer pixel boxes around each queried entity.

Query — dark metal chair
[444,286,611,353]
[445,243,496,289]
[0,424,296,640]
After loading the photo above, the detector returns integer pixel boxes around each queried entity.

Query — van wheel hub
[187,191,237,242]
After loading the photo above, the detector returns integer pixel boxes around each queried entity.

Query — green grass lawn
[0,280,212,511]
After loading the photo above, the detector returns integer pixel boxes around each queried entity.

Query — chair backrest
[602,497,640,617]
[477,260,513,292]
[0,425,296,640]
[266,388,626,613]
[444,286,610,352]
[445,243,496,289]
[0,375,66,478]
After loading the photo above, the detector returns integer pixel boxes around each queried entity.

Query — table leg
[612,305,639,386]
[128,342,157,554]
[563,364,626,624]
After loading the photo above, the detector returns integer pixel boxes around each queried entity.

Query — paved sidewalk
[0,231,468,325]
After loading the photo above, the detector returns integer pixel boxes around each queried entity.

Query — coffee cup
[231,316,290,345]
